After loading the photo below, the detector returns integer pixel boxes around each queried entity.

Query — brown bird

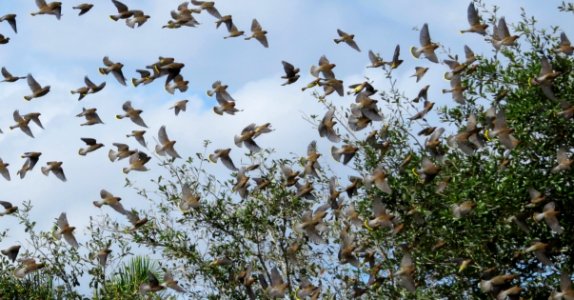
[209,148,237,171]
[126,130,147,148]
[412,84,430,103]
[1,67,26,82]
[116,101,147,128]
[530,56,561,101]
[318,108,341,143]
[366,197,395,229]
[442,74,466,104]
[245,18,268,48]
[0,14,17,33]
[367,49,386,69]
[525,241,552,265]
[417,157,441,183]
[156,126,181,159]
[126,11,150,28]
[54,212,78,248]
[78,138,104,156]
[558,101,574,120]
[319,78,344,97]
[139,271,165,295]
[527,187,545,207]
[0,201,18,216]
[490,109,519,150]
[72,76,106,100]
[170,100,189,116]
[191,0,221,18]
[295,204,330,244]
[234,123,263,153]
[76,107,104,126]
[555,32,574,55]
[95,244,112,267]
[221,16,244,39]
[164,271,185,292]
[280,164,300,187]
[492,17,519,50]
[411,23,439,63]
[123,151,151,174]
[93,189,127,215]
[232,167,251,199]
[73,3,94,16]
[365,166,392,194]
[17,152,41,179]
[125,210,148,230]
[31,0,62,20]
[339,224,360,267]
[165,74,189,94]
[533,201,563,234]
[461,2,488,35]
[281,61,300,85]
[496,286,521,300]
[331,144,358,165]
[552,147,572,173]
[179,183,201,212]
[109,0,136,21]
[0,158,10,181]
[550,272,574,300]
[1,245,21,262]
[397,254,416,292]
[22,112,44,130]
[109,143,136,162]
[0,34,9,44]
[479,273,516,293]
[24,74,51,101]
[261,267,288,298]
[215,14,233,30]
[334,29,360,52]
[9,110,34,138]
[41,161,66,182]
[99,56,126,86]
[14,258,45,278]
[409,100,434,121]
[303,140,321,178]
[311,55,336,79]
[411,66,428,82]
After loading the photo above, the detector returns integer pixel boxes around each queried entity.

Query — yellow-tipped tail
[410,46,420,59]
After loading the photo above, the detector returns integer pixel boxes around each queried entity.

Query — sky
[0,0,571,296]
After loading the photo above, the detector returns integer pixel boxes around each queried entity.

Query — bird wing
[111,0,128,13]
[420,23,431,46]
[35,0,48,9]
[81,137,97,146]
[467,3,479,25]
[1,67,12,79]
[27,74,42,93]
[158,126,169,144]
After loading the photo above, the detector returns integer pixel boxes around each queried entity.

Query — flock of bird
[0,1,573,298]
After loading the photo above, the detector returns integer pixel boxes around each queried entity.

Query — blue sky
[0,0,571,296]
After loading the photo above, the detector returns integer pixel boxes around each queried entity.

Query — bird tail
[155,145,165,156]
[93,201,103,208]
[331,146,342,162]
[410,46,421,59]
[122,167,130,174]
[23,95,32,101]
[98,68,108,75]
[213,106,223,115]
[310,66,320,78]
[109,15,119,21]
[131,78,140,87]
[40,166,49,176]
[78,149,86,156]
[108,150,117,162]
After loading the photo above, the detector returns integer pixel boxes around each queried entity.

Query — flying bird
[0,159,10,181]
[245,18,268,48]
[93,189,127,215]
[31,0,62,20]
[14,258,45,278]
[116,101,148,127]
[123,151,151,174]
[410,23,439,63]
[131,69,155,87]
[492,17,519,50]
[281,61,300,85]
[310,55,336,79]
[1,245,20,262]
[190,0,222,18]
[99,56,126,86]
[76,108,104,126]
[156,126,181,159]
[41,161,66,182]
[0,34,9,44]
[54,212,78,249]
[110,0,136,21]
[1,67,26,82]
[17,152,41,179]
[78,138,104,156]
[73,3,94,16]
[24,74,51,101]
[555,32,574,55]
[170,100,189,116]
[126,11,150,28]
[0,201,18,216]
[9,110,34,138]
[126,130,147,148]
[108,143,136,162]
[461,2,488,35]
[411,67,428,82]
[0,14,17,33]
[319,108,341,142]
[334,29,361,52]
[209,148,238,171]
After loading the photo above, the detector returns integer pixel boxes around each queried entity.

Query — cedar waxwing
[550,272,574,299]
[558,101,574,119]
[555,32,574,55]
[93,189,127,215]
[318,108,340,142]
[410,23,439,63]
[417,157,441,183]
[17,152,41,179]
[339,224,360,267]
[124,210,148,230]
[55,212,78,248]
[126,130,147,147]
[296,278,321,299]
[411,67,428,82]
[367,50,386,68]
[530,56,561,101]
[409,100,434,121]
[99,56,126,86]
[78,138,104,156]
[280,164,300,187]
[527,187,545,207]
[525,241,552,265]
[331,144,358,165]
[72,3,94,16]
[303,141,321,178]
[0,159,9,181]
[294,204,329,244]
[310,55,336,79]
[209,148,238,171]
[492,17,519,50]
[328,176,342,210]
[132,69,155,87]
[263,267,288,298]
[442,74,467,104]
[348,81,376,97]
[343,204,363,227]
[490,109,519,150]
[164,270,185,292]
[31,0,62,20]
[0,34,9,44]
[22,112,43,130]
[190,0,221,18]
[0,14,17,33]
[365,197,395,230]
[109,143,136,162]
[351,94,382,122]
[1,67,25,82]
[552,148,572,173]
[334,29,360,52]
[156,126,181,159]
[85,76,106,94]
[418,127,436,136]
[0,200,17,216]
[41,161,66,182]
[165,74,189,94]
[122,151,151,173]
[116,101,147,127]
[223,19,244,39]
[388,44,404,69]
[412,84,430,103]
[450,114,483,155]
[365,166,392,194]
[24,74,50,101]
[95,244,112,267]
[179,183,200,212]
[281,61,300,85]
[14,258,45,278]
[126,11,150,28]
[166,3,200,28]
[139,271,165,295]
[295,181,315,200]
[110,0,136,21]
[232,167,250,199]
[76,107,104,126]
[461,3,488,35]
[533,201,563,234]
[210,81,239,115]
[496,286,521,300]
[397,254,416,292]
[345,176,363,198]
[170,99,189,116]
[245,18,268,48]
[319,78,344,97]
[9,110,34,138]
[234,123,262,153]
[479,274,516,293]
[425,127,445,157]
[1,245,20,262]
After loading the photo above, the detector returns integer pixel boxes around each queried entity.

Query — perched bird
[492,17,519,50]
[17,152,41,179]
[14,258,45,278]
[281,61,300,85]
[411,23,439,63]
[0,201,18,216]
[0,159,10,181]
[170,100,189,116]
[78,138,104,156]
[0,14,17,33]
[411,67,428,82]
[126,130,147,148]
[334,29,360,52]
[555,32,574,55]
[108,143,136,162]
[1,67,26,82]
[530,56,561,101]
[318,108,341,143]
[54,212,78,248]
[461,2,488,35]
[209,148,237,171]
[310,55,336,79]
[24,74,51,101]
[139,271,165,295]
[155,126,181,159]
[76,107,104,126]
[190,0,221,18]
[99,56,126,86]
[73,3,94,16]
[245,19,268,48]
[533,201,563,234]
[41,161,66,182]
[9,110,34,138]
[179,183,201,212]
[234,123,263,153]
[552,147,572,173]
[122,151,151,174]
[131,69,155,87]
[93,189,127,215]
[294,204,330,244]
[1,245,21,262]
[109,0,136,21]
[126,11,150,28]
[116,101,148,128]
[331,144,359,165]
[31,0,62,20]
